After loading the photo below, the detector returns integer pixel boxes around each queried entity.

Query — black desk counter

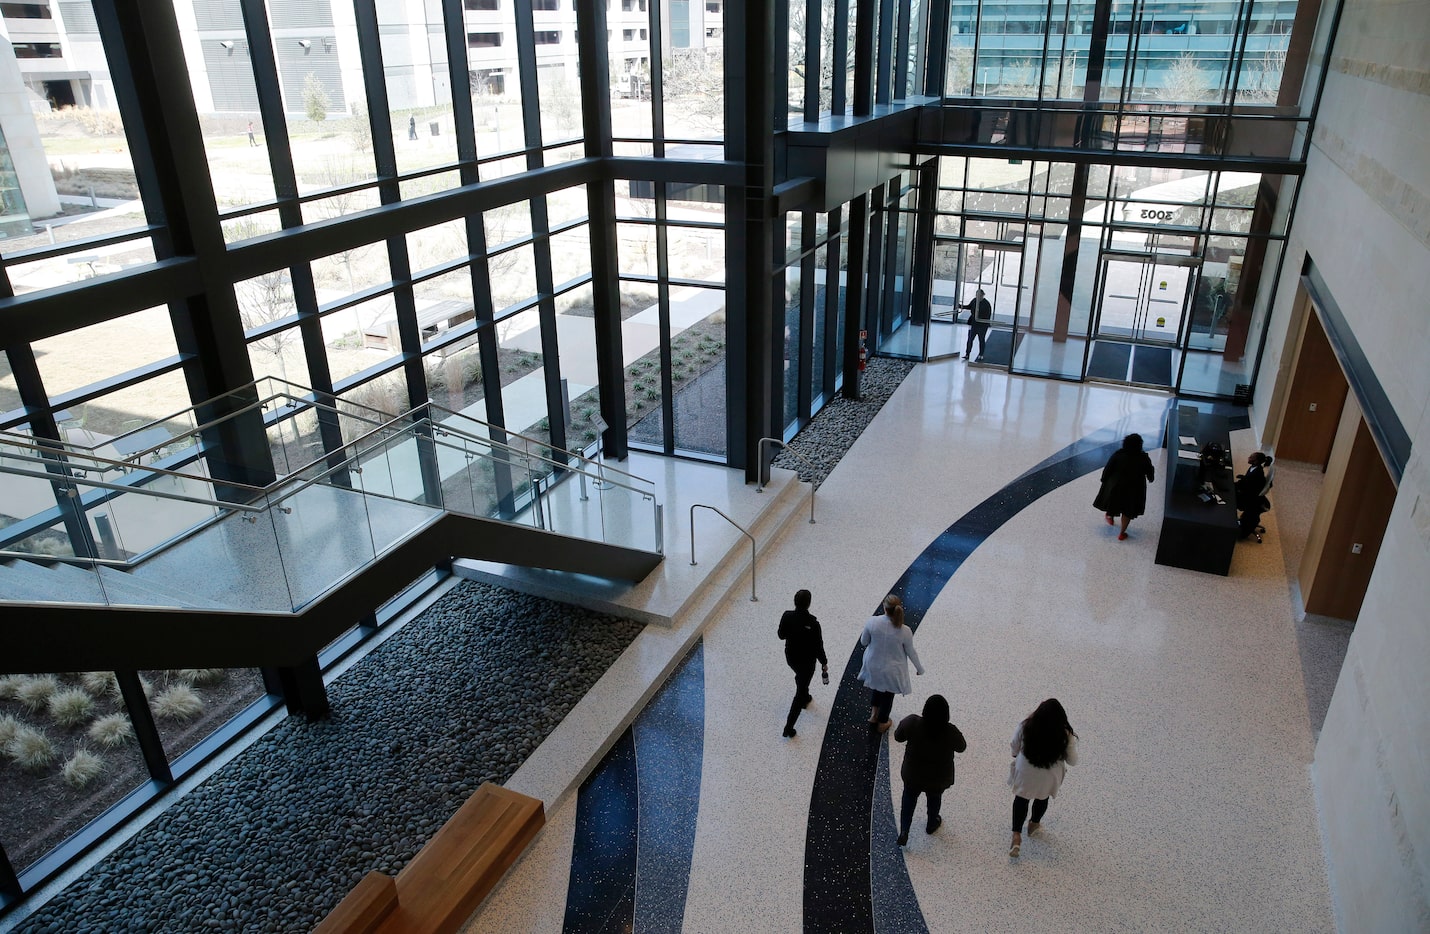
[1155,406,1239,576]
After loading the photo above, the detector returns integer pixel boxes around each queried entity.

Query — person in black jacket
[1235,452,1274,541]
[893,694,967,846]
[961,289,993,361]
[1093,432,1156,540]
[778,589,828,738]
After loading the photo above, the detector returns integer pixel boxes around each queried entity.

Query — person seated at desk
[1235,453,1274,542]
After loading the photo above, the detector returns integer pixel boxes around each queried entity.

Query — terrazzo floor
[467,361,1336,932]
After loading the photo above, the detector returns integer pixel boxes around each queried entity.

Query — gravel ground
[8,355,918,934]
[772,357,918,486]
[11,583,644,934]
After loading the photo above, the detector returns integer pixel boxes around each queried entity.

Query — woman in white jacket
[858,594,924,733]
[1007,697,1078,857]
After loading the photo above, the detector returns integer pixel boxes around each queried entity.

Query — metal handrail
[0,462,265,513]
[427,403,656,490]
[755,437,817,524]
[689,504,757,602]
[0,440,271,494]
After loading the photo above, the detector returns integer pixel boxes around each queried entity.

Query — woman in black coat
[1093,432,1156,540]
[893,694,967,846]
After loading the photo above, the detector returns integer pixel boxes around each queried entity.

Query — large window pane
[669,286,725,456]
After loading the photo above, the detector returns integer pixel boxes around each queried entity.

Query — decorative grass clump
[6,724,57,770]
[48,688,95,728]
[173,669,226,685]
[88,713,134,748]
[81,672,118,695]
[61,748,104,788]
[0,714,21,747]
[0,674,27,700]
[152,685,204,721]
[14,675,60,712]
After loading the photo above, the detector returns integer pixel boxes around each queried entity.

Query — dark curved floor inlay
[803,410,1167,933]
[565,729,638,934]
[633,643,705,933]
[564,641,705,933]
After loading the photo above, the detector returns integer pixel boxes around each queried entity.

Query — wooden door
[1305,420,1397,621]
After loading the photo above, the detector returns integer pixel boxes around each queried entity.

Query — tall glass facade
[0,0,1334,903]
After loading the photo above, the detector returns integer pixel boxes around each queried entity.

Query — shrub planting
[62,749,105,789]
[88,714,135,749]
[48,688,95,728]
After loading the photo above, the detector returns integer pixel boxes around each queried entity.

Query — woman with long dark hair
[1093,432,1156,540]
[1007,698,1078,857]
[857,594,924,732]
[893,694,967,846]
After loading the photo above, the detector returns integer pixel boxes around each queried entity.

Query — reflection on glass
[557,284,599,452]
[783,264,802,429]
[621,281,666,449]
[669,286,726,457]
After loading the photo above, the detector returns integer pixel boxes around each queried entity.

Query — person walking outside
[409,114,419,140]
[1093,432,1155,540]
[893,694,966,846]
[247,120,257,146]
[1007,698,1078,857]
[778,588,828,738]
[961,288,993,361]
[858,594,923,733]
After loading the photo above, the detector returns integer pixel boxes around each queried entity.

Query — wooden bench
[314,783,544,934]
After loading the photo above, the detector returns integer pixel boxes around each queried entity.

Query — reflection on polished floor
[466,360,1334,933]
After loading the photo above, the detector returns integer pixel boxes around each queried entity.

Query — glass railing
[1,405,663,613]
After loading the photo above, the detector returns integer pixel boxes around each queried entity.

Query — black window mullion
[802,0,820,121]
[894,0,913,97]
[876,0,897,104]
[797,211,816,422]
[239,0,341,466]
[832,0,851,115]
[352,0,428,414]
[822,206,843,399]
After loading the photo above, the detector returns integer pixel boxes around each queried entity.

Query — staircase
[0,387,664,675]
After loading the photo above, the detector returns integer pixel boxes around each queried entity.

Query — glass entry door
[1088,252,1199,387]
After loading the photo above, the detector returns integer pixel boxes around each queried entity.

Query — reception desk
[1155,406,1239,576]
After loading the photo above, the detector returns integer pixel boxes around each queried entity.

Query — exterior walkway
[467,360,1335,932]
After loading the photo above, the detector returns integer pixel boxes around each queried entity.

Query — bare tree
[788,0,850,115]
[661,48,725,136]
[1238,46,1288,104]
[1158,53,1210,104]
[228,218,298,378]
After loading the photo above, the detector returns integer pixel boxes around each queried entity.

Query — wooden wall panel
[1277,311,1349,467]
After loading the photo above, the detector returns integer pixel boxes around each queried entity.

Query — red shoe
[1118,532,1128,541]
[1105,515,1115,526]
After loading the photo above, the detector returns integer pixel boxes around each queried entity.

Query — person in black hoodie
[778,589,828,738]
[893,694,967,846]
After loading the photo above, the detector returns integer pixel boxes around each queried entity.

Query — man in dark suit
[962,289,993,361]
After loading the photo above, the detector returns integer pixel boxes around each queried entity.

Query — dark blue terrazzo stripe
[872,733,928,934]
[564,728,638,934]
[564,641,705,934]
[803,409,1168,933]
[633,643,705,934]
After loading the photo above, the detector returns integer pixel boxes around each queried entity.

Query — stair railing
[689,504,757,602]
[755,437,818,524]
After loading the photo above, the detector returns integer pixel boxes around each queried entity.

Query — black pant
[870,688,895,724]
[966,322,988,359]
[1238,504,1264,539]
[900,784,943,838]
[1012,795,1048,832]
[785,659,815,730]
